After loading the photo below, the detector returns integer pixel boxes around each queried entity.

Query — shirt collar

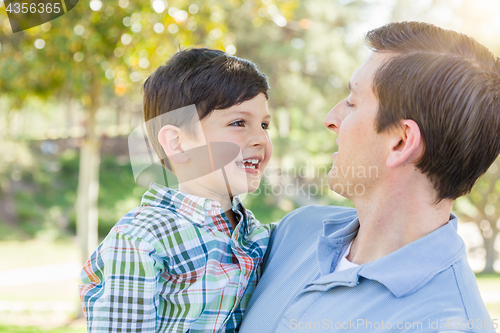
[314,213,465,298]
[141,182,246,227]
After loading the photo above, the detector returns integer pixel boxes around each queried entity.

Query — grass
[476,273,500,290]
[0,240,83,332]
[0,239,79,271]
[0,324,86,333]
[476,273,500,325]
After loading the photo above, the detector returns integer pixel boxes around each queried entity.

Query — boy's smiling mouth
[235,157,262,171]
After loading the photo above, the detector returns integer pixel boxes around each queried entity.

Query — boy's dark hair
[143,48,269,170]
[365,21,500,201]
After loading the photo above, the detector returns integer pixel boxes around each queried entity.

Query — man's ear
[386,119,424,168]
[157,125,189,163]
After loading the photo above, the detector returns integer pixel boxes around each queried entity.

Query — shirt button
[204,201,212,211]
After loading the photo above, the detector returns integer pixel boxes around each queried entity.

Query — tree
[455,162,500,273]
[0,0,299,263]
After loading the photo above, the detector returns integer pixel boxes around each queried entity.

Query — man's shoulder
[277,205,357,232]
[447,259,494,326]
[266,205,357,253]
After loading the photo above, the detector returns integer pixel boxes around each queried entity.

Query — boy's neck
[225,209,238,230]
[178,182,238,229]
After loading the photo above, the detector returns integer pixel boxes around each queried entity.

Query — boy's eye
[346,100,355,108]
[229,120,245,127]
[261,122,270,130]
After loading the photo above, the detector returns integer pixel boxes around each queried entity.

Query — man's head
[143,48,270,171]
[325,21,500,202]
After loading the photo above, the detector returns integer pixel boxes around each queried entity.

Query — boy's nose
[249,127,270,147]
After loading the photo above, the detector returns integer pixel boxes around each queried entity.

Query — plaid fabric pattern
[79,183,275,333]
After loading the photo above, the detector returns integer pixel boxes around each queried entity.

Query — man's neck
[346,177,453,265]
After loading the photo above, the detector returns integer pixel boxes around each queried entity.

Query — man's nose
[323,102,343,133]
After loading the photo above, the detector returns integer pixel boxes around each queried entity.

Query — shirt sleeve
[79,231,162,333]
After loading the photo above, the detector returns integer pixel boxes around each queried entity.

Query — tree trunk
[76,76,102,265]
[76,136,101,263]
[482,222,499,273]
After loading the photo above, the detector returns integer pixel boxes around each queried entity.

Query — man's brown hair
[365,21,500,200]
[143,48,269,170]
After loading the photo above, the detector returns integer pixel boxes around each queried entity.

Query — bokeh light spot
[121,33,132,45]
[189,4,198,14]
[153,0,166,13]
[291,38,305,49]
[139,58,150,69]
[74,24,84,35]
[34,39,45,49]
[168,23,179,34]
[130,72,140,82]
[131,22,142,33]
[73,52,84,62]
[123,17,132,26]
[273,14,287,27]
[90,0,103,11]
[225,44,236,55]
[154,23,164,33]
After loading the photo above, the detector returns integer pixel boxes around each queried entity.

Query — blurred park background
[0,0,499,331]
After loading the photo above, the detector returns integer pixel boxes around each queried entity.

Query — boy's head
[143,48,269,170]
[142,48,272,197]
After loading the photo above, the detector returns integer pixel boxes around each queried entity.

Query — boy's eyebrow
[222,110,271,118]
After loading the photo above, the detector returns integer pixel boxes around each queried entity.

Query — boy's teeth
[236,164,256,169]
[240,159,259,164]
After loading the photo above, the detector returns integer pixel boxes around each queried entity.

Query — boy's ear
[386,119,424,169]
[158,125,189,163]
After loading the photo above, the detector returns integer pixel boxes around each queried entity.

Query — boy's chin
[227,180,261,196]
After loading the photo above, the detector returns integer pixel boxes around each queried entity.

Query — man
[239,22,500,332]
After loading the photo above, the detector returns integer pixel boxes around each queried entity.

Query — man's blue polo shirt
[239,206,496,333]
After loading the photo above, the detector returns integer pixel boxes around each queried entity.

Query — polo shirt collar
[141,182,246,230]
[312,213,465,298]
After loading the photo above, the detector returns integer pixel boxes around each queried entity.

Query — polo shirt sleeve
[79,230,163,333]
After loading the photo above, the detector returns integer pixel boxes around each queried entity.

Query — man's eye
[229,120,245,127]
[346,101,355,108]
[261,122,270,130]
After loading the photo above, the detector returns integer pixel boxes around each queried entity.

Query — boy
[79,48,274,332]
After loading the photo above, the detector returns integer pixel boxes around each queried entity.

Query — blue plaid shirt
[80,183,275,332]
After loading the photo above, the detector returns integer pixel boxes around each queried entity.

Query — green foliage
[3,144,146,239]
[97,155,143,237]
[0,0,299,107]
[1,0,364,240]
[4,146,79,240]
[244,180,296,224]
